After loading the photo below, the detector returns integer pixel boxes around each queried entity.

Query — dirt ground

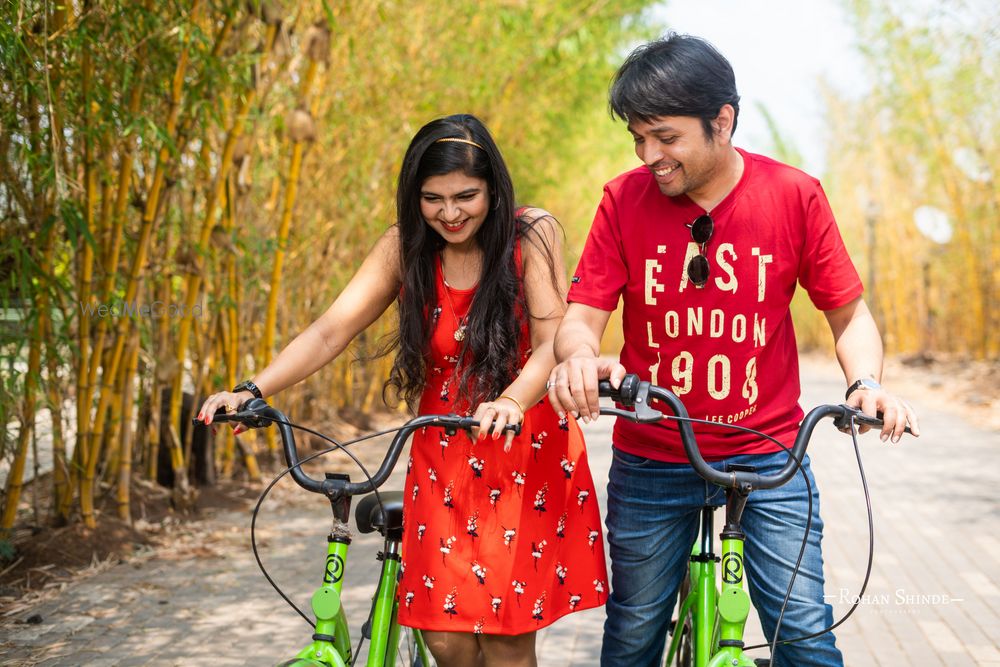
[0,352,996,617]
[0,410,400,615]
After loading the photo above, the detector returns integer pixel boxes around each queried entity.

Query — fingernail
[591,412,599,421]
[881,433,889,442]
[558,412,565,419]
[572,411,579,419]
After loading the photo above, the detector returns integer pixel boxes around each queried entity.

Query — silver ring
[545,380,554,390]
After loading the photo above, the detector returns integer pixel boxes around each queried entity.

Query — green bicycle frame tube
[709,536,755,667]
[365,539,403,667]
[293,535,353,666]
[694,550,717,667]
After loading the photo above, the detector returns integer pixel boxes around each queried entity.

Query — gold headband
[434,137,485,151]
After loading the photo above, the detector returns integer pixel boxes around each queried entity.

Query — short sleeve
[567,187,628,311]
[798,183,864,311]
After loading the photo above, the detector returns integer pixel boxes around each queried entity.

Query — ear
[712,104,736,144]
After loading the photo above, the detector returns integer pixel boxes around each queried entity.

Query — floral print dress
[397,245,608,635]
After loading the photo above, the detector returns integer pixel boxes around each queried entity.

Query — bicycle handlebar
[597,374,895,491]
[203,399,521,499]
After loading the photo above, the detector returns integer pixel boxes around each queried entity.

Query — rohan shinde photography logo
[78,299,204,319]
[826,588,964,613]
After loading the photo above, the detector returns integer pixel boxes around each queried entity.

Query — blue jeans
[602,448,843,667]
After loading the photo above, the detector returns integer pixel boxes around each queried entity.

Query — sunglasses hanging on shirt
[686,214,714,287]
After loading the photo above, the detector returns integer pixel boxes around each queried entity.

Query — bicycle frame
[664,497,756,667]
[212,402,517,667]
[288,498,431,667]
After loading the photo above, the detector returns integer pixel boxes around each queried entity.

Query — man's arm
[824,296,920,442]
[547,303,625,422]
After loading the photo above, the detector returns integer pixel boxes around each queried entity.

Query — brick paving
[2,355,998,666]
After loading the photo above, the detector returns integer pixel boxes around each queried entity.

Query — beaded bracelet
[497,394,526,413]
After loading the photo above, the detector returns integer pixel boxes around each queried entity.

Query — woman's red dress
[397,250,608,635]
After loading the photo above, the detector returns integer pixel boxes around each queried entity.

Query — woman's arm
[473,209,567,449]
[198,227,402,424]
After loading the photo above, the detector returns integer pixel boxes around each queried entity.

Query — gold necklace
[441,282,467,342]
[440,252,475,342]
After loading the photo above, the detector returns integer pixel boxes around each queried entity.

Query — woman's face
[419,171,490,250]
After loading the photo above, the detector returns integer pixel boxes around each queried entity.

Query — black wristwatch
[845,378,881,400]
[233,380,263,400]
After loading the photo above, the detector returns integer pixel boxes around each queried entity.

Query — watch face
[859,379,881,390]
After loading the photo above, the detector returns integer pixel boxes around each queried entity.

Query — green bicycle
[597,374,901,667]
[208,399,518,666]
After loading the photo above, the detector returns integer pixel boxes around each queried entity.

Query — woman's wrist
[497,394,526,413]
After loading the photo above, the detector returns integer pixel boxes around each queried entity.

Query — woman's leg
[422,631,483,667]
[478,631,537,667]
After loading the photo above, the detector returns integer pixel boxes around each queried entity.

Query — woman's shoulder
[517,206,556,223]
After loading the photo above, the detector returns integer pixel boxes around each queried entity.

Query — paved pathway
[2,356,998,666]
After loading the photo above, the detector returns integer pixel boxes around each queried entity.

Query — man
[546,34,919,667]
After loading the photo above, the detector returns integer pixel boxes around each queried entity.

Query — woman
[198,114,607,667]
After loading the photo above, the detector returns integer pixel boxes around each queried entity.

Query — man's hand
[846,387,920,443]
[547,357,627,423]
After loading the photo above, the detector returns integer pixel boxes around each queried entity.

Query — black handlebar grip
[597,374,642,406]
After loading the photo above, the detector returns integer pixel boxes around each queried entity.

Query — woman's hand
[472,396,524,452]
[197,390,254,434]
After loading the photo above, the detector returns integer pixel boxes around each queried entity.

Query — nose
[639,141,663,167]
[441,201,462,222]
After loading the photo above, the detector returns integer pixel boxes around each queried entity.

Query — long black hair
[385,114,535,411]
[609,32,741,141]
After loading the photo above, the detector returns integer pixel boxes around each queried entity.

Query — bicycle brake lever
[194,398,274,429]
[833,405,912,434]
[598,379,663,423]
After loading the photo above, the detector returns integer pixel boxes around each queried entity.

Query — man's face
[627,114,728,199]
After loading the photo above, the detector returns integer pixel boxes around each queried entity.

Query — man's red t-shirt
[568,148,863,462]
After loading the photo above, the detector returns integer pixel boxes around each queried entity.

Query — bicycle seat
[355,491,405,539]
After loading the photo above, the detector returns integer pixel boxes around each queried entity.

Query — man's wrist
[845,377,881,400]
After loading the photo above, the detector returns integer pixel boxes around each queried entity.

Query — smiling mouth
[653,164,679,177]
[441,219,468,231]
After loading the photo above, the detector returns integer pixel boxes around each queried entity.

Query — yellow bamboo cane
[116,331,141,522]
[259,41,323,453]
[0,309,45,535]
[79,0,202,528]
[166,21,279,483]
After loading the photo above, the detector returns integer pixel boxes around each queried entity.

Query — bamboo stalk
[79,0,203,529]
[168,21,280,468]
[0,308,44,535]
[75,0,97,526]
[117,331,140,522]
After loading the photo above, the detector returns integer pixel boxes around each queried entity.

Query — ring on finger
[225,403,236,414]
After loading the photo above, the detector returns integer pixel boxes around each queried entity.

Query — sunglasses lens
[687,255,710,285]
[691,215,714,244]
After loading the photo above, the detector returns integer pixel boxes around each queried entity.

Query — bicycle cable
[658,413,813,661]
[248,417,410,626]
[744,414,874,652]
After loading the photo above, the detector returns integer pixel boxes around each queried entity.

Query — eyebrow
[420,187,482,197]
[627,124,678,136]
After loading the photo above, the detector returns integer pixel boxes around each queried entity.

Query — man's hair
[609,33,741,141]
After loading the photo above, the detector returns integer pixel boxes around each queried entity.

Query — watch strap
[233,380,263,400]
[845,378,880,400]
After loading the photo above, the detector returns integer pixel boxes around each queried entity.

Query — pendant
[454,325,467,342]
